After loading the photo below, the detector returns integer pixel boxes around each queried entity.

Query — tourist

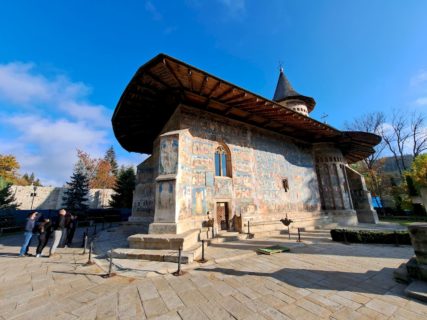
[65,214,78,247]
[18,211,38,257]
[35,218,52,257]
[60,212,72,247]
[49,209,66,257]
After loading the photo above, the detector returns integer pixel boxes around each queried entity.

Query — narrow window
[215,145,231,177]
[215,152,221,176]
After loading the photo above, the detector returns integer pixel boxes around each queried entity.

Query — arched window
[215,145,231,177]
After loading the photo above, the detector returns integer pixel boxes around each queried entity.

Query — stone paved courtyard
[1,228,427,320]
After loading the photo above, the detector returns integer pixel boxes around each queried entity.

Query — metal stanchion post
[173,246,184,276]
[102,249,116,278]
[84,241,95,265]
[81,231,86,247]
[82,234,88,254]
[297,228,301,242]
[248,220,250,235]
[199,240,207,263]
[211,219,215,239]
[288,226,291,240]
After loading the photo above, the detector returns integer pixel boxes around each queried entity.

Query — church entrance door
[216,202,229,231]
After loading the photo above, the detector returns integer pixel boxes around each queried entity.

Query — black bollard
[247,220,250,235]
[297,228,302,242]
[288,226,291,240]
[199,240,207,263]
[82,234,88,254]
[85,241,95,265]
[173,246,184,276]
[394,231,399,247]
[81,231,87,248]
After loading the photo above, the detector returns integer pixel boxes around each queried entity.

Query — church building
[112,54,380,240]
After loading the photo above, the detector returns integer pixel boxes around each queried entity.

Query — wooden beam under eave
[230,98,264,108]
[144,72,170,89]
[215,86,235,100]
[220,92,247,104]
[228,98,259,108]
[199,76,208,95]
[163,59,184,87]
[188,69,194,91]
[206,80,221,98]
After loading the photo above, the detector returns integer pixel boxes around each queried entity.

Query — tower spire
[272,67,316,115]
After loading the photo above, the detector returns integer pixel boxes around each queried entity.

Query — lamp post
[30,184,38,210]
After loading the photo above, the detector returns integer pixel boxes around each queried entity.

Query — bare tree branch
[411,112,427,158]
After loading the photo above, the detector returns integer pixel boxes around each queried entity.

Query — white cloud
[0,61,115,186]
[415,97,427,106]
[145,0,162,21]
[1,115,108,186]
[410,70,427,87]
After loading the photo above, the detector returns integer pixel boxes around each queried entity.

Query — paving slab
[1,226,427,319]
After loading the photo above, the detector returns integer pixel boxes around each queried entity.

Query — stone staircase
[110,228,252,264]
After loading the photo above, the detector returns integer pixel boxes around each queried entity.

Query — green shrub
[330,229,411,245]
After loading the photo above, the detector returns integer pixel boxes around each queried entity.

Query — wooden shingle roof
[112,54,380,163]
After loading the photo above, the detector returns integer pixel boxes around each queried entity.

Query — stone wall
[11,186,114,210]
[176,105,322,232]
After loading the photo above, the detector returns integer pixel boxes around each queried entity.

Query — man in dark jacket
[49,209,66,257]
[35,218,52,257]
[19,211,38,256]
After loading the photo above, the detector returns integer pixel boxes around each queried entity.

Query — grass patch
[379,215,427,227]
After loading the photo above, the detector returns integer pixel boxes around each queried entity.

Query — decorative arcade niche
[315,152,353,211]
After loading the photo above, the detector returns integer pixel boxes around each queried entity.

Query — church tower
[272,68,316,116]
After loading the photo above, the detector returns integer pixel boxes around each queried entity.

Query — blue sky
[0,0,426,185]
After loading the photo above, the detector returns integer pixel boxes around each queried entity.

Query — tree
[0,182,19,209]
[345,112,386,205]
[62,165,90,212]
[0,154,43,186]
[109,166,136,208]
[408,153,427,190]
[18,173,42,186]
[76,149,116,189]
[380,110,411,176]
[0,154,20,183]
[104,146,119,177]
[410,113,427,158]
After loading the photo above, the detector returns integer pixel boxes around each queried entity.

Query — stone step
[206,232,249,244]
[111,243,202,264]
[128,229,199,251]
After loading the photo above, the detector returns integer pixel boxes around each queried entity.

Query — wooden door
[216,202,229,230]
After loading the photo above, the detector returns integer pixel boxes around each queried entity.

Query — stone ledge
[405,280,427,302]
[111,243,202,264]
[128,228,199,250]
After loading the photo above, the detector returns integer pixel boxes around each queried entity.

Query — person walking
[35,218,52,257]
[65,215,78,247]
[49,209,66,257]
[19,212,38,257]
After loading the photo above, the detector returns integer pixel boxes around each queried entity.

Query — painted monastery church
[112,54,380,245]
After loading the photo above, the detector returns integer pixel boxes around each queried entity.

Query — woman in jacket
[35,218,52,258]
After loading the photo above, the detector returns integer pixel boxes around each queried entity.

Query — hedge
[330,229,411,245]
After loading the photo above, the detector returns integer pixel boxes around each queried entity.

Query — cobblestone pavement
[1,228,426,320]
